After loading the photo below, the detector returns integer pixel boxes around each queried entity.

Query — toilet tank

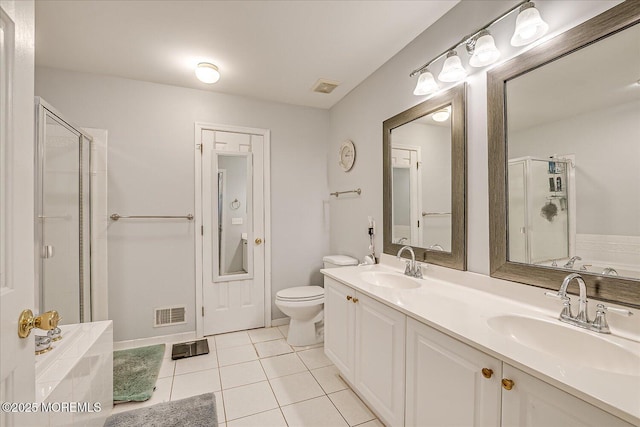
[323,255,358,269]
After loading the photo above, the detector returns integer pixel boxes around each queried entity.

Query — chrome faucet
[563,256,582,268]
[396,245,422,279]
[545,273,632,333]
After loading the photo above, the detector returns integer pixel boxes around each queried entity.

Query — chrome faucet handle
[545,291,573,319]
[592,304,633,334]
[580,264,591,271]
[404,260,412,276]
[413,263,423,279]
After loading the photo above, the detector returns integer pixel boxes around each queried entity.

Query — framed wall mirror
[488,2,639,307]
[383,83,466,270]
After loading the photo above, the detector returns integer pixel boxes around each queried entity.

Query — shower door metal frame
[34,97,93,323]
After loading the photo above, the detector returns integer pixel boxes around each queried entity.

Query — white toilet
[276,255,358,346]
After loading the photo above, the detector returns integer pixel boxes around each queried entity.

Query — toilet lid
[277,286,324,301]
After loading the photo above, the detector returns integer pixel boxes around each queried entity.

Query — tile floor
[112,325,384,427]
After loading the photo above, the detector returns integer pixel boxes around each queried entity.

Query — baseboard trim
[114,331,197,351]
[271,317,290,327]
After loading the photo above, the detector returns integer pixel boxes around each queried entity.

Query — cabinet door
[501,364,634,427]
[355,292,406,427]
[406,318,501,427]
[324,277,356,382]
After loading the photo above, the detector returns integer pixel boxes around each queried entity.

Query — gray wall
[327,0,619,274]
[36,67,330,341]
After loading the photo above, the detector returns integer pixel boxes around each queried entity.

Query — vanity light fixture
[468,30,501,68]
[438,51,467,83]
[511,2,549,46]
[195,62,220,84]
[413,69,439,95]
[409,0,549,95]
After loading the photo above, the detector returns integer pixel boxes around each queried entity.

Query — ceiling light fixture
[195,62,220,84]
[410,0,549,95]
[432,107,451,122]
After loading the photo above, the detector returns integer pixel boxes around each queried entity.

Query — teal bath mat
[113,344,165,402]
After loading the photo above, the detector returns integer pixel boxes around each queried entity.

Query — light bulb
[511,2,549,47]
[438,51,467,83]
[469,31,501,67]
[432,107,451,122]
[195,63,220,84]
[413,70,439,95]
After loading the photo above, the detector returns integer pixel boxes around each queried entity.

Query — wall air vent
[154,306,186,327]
[312,78,340,94]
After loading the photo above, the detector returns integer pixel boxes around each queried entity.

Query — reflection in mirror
[506,23,640,280]
[391,106,452,251]
[488,2,639,307]
[383,84,466,270]
[217,153,252,277]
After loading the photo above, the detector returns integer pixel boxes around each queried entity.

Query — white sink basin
[487,315,640,376]
[360,271,421,290]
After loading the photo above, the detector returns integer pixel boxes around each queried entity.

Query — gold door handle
[255,238,263,245]
[346,295,352,301]
[18,309,60,338]
[501,378,514,390]
[481,368,493,379]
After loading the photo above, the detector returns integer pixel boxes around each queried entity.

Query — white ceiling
[35,0,459,109]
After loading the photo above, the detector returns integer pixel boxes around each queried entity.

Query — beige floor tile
[217,344,258,367]
[260,353,308,379]
[328,389,375,426]
[269,371,325,406]
[281,395,349,427]
[254,339,293,358]
[214,390,226,424]
[227,408,287,427]
[222,381,279,421]
[171,368,221,400]
[215,331,252,349]
[277,324,289,338]
[174,350,218,375]
[157,358,176,378]
[311,365,348,394]
[297,347,332,370]
[248,327,283,343]
[220,360,267,390]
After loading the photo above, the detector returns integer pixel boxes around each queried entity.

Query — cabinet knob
[255,238,263,245]
[501,378,514,390]
[346,295,352,301]
[352,298,359,303]
[481,368,493,379]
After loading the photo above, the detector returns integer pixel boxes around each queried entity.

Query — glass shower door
[38,111,90,324]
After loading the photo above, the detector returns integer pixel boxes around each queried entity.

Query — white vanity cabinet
[324,277,406,426]
[501,364,634,427]
[406,318,633,427]
[406,317,502,426]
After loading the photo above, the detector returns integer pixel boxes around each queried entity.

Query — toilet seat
[276,286,324,302]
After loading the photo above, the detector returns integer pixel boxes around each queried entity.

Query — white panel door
[201,128,266,335]
[355,292,406,427]
[0,1,36,425]
[405,317,501,427]
[501,364,633,427]
[323,278,356,382]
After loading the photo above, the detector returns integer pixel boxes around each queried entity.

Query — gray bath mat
[105,393,217,427]
[113,344,165,402]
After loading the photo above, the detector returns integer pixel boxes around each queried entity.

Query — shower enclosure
[35,98,92,324]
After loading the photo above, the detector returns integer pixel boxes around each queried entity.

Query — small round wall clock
[338,139,356,172]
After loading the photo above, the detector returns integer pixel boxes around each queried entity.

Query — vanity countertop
[321,257,640,425]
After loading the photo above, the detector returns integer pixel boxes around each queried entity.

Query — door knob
[255,238,263,245]
[18,309,60,338]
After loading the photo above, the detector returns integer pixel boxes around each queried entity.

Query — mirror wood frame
[383,83,467,270]
[488,1,640,308]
